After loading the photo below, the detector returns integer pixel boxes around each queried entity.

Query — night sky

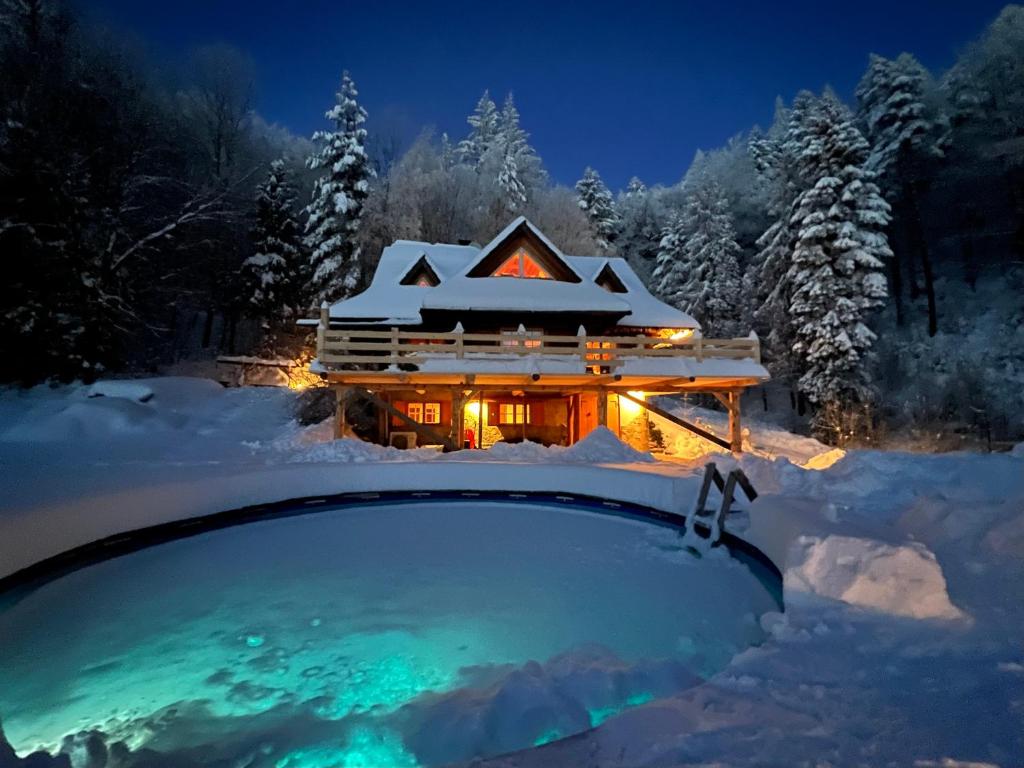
[82,0,1008,190]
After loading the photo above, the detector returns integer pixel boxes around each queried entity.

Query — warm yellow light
[802,447,846,470]
[670,329,694,340]
[619,390,645,417]
[464,401,480,417]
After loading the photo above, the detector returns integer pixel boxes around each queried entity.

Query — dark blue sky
[83,0,1007,191]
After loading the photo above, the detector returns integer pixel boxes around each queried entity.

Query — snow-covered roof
[328,217,700,329]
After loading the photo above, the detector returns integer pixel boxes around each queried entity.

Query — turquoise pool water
[0,500,779,766]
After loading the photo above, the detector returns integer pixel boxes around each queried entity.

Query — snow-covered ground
[1,378,1022,767]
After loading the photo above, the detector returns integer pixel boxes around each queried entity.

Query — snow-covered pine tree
[651,214,689,308]
[495,94,530,211]
[575,167,620,251]
[457,91,500,167]
[650,177,742,335]
[676,177,744,336]
[617,178,662,282]
[856,53,945,181]
[304,71,374,306]
[625,177,647,197]
[748,94,807,370]
[856,52,946,332]
[784,93,892,434]
[242,160,303,328]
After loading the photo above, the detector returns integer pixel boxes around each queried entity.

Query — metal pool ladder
[690,462,758,540]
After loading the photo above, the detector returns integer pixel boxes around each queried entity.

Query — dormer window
[595,263,628,293]
[492,248,552,280]
[399,255,440,287]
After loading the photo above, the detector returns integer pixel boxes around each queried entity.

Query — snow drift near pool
[0,500,779,767]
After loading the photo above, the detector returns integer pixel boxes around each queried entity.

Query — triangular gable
[464,217,581,283]
[595,262,628,293]
[398,254,441,287]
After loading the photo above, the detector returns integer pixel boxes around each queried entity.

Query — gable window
[498,402,531,425]
[399,255,441,287]
[407,402,441,424]
[595,263,628,293]
[492,248,552,280]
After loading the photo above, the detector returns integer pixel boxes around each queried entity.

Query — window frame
[497,402,531,425]
[406,401,441,424]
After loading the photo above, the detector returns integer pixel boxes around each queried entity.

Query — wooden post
[728,390,742,454]
[378,391,390,446]
[451,389,466,450]
[335,386,350,439]
[597,389,608,427]
[477,389,484,448]
[317,302,329,359]
[389,327,399,365]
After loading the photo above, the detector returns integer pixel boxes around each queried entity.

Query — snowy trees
[617,178,663,281]
[783,93,892,433]
[575,167,621,251]
[242,161,304,328]
[651,177,743,336]
[304,71,374,306]
[856,53,945,179]
[457,91,500,167]
[941,6,1024,138]
[856,52,946,334]
[744,91,893,438]
[456,91,544,215]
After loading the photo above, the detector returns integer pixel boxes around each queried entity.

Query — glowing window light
[492,248,552,279]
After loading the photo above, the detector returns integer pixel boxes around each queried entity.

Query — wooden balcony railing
[316,310,761,373]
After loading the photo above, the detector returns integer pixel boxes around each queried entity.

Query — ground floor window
[407,402,441,424]
[498,402,531,425]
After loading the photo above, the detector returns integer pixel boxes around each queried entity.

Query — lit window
[498,403,530,425]
[492,248,552,279]
[423,402,441,424]
[501,328,543,348]
[407,402,441,424]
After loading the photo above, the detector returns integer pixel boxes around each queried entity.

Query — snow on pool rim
[0,491,783,767]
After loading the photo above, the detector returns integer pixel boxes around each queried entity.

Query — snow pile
[785,534,966,620]
[284,437,437,464]
[478,427,654,464]
[401,647,700,766]
[85,379,154,402]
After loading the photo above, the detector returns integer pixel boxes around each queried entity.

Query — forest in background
[1,1,1021,448]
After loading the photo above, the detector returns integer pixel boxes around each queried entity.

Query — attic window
[399,255,440,287]
[492,248,552,279]
[595,263,628,293]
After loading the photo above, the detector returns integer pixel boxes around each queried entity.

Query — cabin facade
[306,217,768,453]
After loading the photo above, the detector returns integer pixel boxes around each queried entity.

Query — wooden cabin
[303,217,768,453]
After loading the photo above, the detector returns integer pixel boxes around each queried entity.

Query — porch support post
[597,388,608,427]
[334,385,351,439]
[451,389,467,450]
[727,390,742,454]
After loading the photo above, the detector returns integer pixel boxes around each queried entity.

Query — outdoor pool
[0,496,781,767]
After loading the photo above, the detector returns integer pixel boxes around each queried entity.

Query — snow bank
[284,437,437,463]
[448,427,654,464]
[85,379,154,402]
[399,646,701,766]
[281,426,654,466]
[785,534,966,620]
